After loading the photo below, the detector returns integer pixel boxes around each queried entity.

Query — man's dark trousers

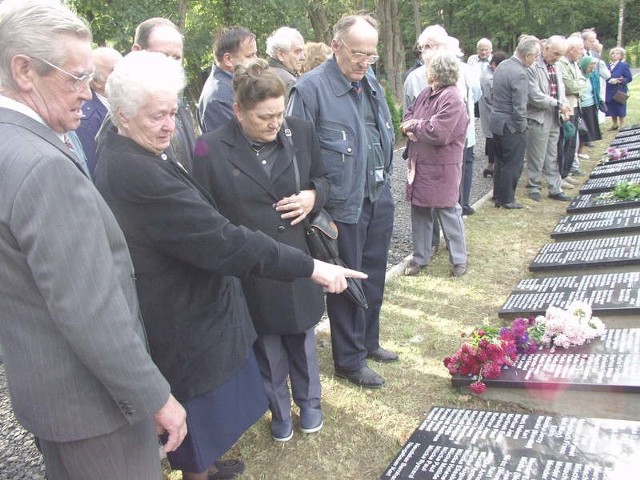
[493,129,526,204]
[326,184,394,372]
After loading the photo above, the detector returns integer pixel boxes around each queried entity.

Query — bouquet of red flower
[443,317,543,394]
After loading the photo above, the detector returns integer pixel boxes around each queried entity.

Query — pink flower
[470,381,486,394]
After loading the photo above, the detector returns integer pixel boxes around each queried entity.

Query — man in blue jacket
[288,14,397,388]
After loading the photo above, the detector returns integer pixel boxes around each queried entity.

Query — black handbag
[285,125,368,309]
[304,208,339,262]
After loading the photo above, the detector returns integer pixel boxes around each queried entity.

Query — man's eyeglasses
[339,39,379,65]
[31,56,95,91]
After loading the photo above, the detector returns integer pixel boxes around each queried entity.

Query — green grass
[166,82,640,480]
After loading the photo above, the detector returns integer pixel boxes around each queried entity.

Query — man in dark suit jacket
[0,2,186,478]
[490,35,541,209]
[75,46,122,177]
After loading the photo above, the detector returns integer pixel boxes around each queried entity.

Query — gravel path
[388,134,493,266]
[0,130,493,478]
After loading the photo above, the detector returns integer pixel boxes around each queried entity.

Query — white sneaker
[578,153,590,160]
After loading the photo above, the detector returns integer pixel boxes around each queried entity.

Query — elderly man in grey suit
[0,1,186,479]
[490,35,541,209]
[525,36,573,203]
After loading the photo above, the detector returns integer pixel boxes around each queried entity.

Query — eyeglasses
[418,44,433,52]
[31,56,95,91]
[339,39,379,64]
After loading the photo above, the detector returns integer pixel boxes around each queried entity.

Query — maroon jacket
[404,85,468,207]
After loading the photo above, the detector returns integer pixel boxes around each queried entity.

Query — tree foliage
[67,0,639,104]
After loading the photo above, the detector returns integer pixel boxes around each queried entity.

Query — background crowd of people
[0,0,634,478]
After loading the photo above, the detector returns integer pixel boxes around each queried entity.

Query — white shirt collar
[95,90,109,108]
[0,94,65,142]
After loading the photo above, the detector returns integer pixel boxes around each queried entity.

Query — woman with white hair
[95,50,365,480]
[605,46,633,130]
[401,51,469,277]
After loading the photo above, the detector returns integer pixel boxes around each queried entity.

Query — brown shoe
[404,260,423,276]
[450,264,467,277]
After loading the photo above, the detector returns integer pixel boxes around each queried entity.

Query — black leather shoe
[335,366,385,388]
[209,459,246,479]
[462,205,475,215]
[495,202,523,209]
[367,347,399,363]
[528,192,542,202]
[549,192,571,201]
[482,168,494,178]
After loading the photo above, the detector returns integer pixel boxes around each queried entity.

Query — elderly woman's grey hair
[266,27,303,58]
[610,46,626,59]
[427,50,459,88]
[0,0,91,91]
[106,50,185,130]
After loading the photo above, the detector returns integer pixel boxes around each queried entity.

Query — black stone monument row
[498,271,640,317]
[381,406,640,479]
[579,172,640,194]
[551,208,640,238]
[382,133,640,478]
[529,235,640,272]
[566,192,640,213]
[590,159,640,178]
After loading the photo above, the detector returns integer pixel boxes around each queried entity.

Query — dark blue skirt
[167,353,268,473]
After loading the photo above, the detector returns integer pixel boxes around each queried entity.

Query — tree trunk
[377,0,405,104]
[617,0,625,46]
[412,0,421,43]
[306,2,331,44]
[177,0,188,31]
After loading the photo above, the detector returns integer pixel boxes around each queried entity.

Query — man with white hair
[490,35,541,209]
[467,38,493,75]
[403,24,449,111]
[0,1,187,478]
[525,35,573,203]
[557,35,587,177]
[75,46,122,177]
[266,26,305,92]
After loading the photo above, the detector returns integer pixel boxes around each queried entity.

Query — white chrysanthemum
[566,300,592,320]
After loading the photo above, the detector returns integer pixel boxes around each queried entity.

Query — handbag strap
[282,121,301,193]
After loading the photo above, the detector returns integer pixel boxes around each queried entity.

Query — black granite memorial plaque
[610,137,640,148]
[597,150,640,165]
[381,406,640,480]
[552,208,640,238]
[579,173,640,194]
[529,235,640,271]
[451,328,640,392]
[498,271,640,318]
[590,159,640,178]
[617,124,640,134]
[567,193,640,213]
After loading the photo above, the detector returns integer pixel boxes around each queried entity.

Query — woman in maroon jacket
[401,51,470,277]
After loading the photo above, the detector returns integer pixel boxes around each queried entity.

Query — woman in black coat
[192,59,329,442]
[95,51,363,480]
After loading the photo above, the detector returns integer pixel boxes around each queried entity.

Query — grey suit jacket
[0,107,170,442]
[490,56,529,135]
[527,57,567,125]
